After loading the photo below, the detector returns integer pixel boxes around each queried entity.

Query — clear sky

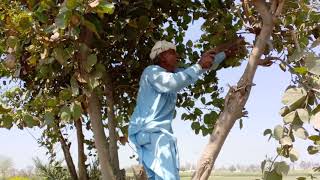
[1,20,319,170]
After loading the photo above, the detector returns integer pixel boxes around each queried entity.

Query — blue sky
[1,19,320,170]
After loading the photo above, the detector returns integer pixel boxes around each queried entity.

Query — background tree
[0,155,13,180]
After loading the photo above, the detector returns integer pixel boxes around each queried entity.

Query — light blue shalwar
[128,64,205,180]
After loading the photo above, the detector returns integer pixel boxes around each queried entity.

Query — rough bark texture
[192,1,283,179]
[75,118,89,180]
[79,27,115,180]
[57,127,79,180]
[103,74,126,180]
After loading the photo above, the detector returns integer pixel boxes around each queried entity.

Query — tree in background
[0,155,13,180]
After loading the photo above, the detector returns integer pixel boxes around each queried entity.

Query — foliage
[33,157,71,180]
[261,1,320,179]
[0,0,247,159]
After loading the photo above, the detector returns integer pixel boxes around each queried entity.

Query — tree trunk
[75,118,89,180]
[103,73,125,180]
[57,127,79,180]
[79,27,115,180]
[87,92,115,180]
[193,1,283,179]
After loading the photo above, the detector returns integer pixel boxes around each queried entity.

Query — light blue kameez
[128,64,205,180]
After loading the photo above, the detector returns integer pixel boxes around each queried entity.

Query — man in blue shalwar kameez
[128,40,226,180]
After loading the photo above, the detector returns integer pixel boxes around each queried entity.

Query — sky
[0,20,320,170]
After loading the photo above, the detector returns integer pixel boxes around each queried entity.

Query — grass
[179,170,320,180]
[127,170,320,179]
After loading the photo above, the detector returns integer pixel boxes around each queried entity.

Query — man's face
[159,49,179,72]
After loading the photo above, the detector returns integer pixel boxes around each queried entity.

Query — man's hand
[198,50,215,69]
[208,37,245,58]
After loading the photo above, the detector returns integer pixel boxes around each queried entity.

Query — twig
[268,154,280,172]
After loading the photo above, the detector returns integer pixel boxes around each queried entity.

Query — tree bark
[78,27,115,180]
[56,127,79,180]
[75,118,89,180]
[193,1,283,179]
[103,73,125,180]
[87,92,115,180]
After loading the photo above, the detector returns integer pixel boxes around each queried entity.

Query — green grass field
[127,170,320,179]
[178,170,320,180]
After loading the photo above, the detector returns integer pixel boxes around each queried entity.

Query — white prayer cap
[150,40,176,60]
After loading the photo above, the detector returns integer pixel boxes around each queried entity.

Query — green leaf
[88,74,100,90]
[279,106,290,117]
[6,36,19,49]
[308,135,320,142]
[59,89,72,101]
[46,98,58,107]
[263,129,272,136]
[312,104,320,115]
[293,127,308,140]
[24,114,38,128]
[263,170,282,180]
[187,40,193,48]
[305,53,320,75]
[294,67,308,75]
[18,13,33,31]
[53,47,68,65]
[296,177,306,180]
[279,63,286,72]
[70,76,79,96]
[239,119,243,129]
[200,97,206,104]
[1,115,14,129]
[66,0,78,9]
[307,145,319,155]
[203,114,212,124]
[280,136,292,146]
[44,112,55,126]
[0,104,11,114]
[287,50,306,62]
[282,87,307,110]
[274,161,290,176]
[191,121,200,130]
[283,111,296,124]
[55,7,72,29]
[194,108,202,116]
[84,54,98,73]
[310,112,320,129]
[71,102,82,120]
[289,148,299,162]
[296,108,309,123]
[60,106,71,122]
[95,2,115,15]
[274,125,284,140]
[83,20,100,38]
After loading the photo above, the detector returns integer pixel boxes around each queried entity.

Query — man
[128,40,228,180]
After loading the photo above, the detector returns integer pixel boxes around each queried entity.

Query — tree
[1,1,319,180]
[0,155,13,179]
[0,0,244,179]
[191,0,320,179]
